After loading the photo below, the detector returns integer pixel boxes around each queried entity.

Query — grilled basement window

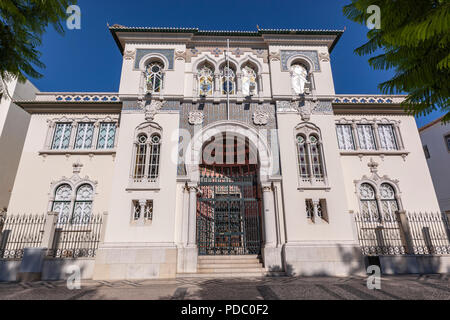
[132,200,153,222]
[305,199,328,222]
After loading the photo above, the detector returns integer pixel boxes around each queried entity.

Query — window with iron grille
[72,184,93,224]
[133,133,161,182]
[310,135,324,179]
[336,124,355,150]
[97,122,116,149]
[380,183,399,221]
[132,200,153,221]
[52,183,94,225]
[360,183,380,220]
[296,135,310,180]
[198,64,214,96]
[75,123,94,149]
[445,135,450,151]
[52,123,72,150]
[145,61,164,93]
[378,124,398,150]
[221,65,236,95]
[305,199,314,219]
[357,124,377,150]
[52,184,72,223]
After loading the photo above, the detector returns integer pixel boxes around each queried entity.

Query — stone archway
[196,133,263,256]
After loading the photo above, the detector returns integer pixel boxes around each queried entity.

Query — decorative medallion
[188,111,204,125]
[253,108,270,126]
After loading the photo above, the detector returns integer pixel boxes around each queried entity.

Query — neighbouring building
[3,26,444,280]
[0,76,39,210]
[420,117,450,213]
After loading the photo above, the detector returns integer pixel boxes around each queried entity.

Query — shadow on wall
[267,245,366,278]
[0,258,92,283]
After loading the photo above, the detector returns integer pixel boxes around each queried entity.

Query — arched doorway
[196,133,263,256]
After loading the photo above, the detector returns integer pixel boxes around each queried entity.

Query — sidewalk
[0,275,449,300]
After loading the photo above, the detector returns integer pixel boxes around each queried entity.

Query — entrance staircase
[178,255,285,278]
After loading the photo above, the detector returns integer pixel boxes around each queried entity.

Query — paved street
[0,275,449,300]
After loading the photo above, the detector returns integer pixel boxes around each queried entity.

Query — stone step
[198,259,261,265]
[198,267,265,273]
[177,272,286,279]
[198,263,263,269]
[198,255,260,261]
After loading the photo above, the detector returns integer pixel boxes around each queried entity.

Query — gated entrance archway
[196,134,263,256]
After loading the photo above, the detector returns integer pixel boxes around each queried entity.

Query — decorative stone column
[261,183,282,271]
[351,122,360,150]
[262,184,276,246]
[187,184,198,246]
[178,183,199,274]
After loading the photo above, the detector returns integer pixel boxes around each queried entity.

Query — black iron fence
[354,211,450,256]
[48,214,104,258]
[407,212,450,255]
[354,212,406,256]
[0,212,105,260]
[0,214,46,259]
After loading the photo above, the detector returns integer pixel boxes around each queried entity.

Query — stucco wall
[277,112,355,243]
[103,111,180,244]
[420,121,450,212]
[338,115,441,213]
[8,113,117,214]
[0,79,38,209]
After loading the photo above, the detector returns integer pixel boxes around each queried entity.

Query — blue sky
[32,0,444,128]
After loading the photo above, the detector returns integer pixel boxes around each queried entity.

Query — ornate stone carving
[269,51,280,62]
[124,49,136,61]
[280,50,320,71]
[312,101,333,114]
[188,111,204,125]
[175,50,186,61]
[139,99,164,121]
[368,158,379,174]
[276,101,298,112]
[253,108,270,126]
[72,160,83,174]
[319,52,330,62]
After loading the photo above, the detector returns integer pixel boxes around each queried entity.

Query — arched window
[145,61,164,93]
[148,134,162,179]
[290,63,308,95]
[309,135,323,179]
[221,65,236,95]
[241,65,257,96]
[295,123,328,188]
[198,65,214,96]
[133,133,162,182]
[360,183,380,220]
[134,134,148,179]
[52,184,72,223]
[73,184,93,224]
[296,135,309,180]
[380,183,399,221]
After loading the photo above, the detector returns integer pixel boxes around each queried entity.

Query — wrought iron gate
[197,164,262,256]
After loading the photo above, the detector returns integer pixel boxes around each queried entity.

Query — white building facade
[0,76,38,210]
[420,117,450,213]
[5,27,443,280]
